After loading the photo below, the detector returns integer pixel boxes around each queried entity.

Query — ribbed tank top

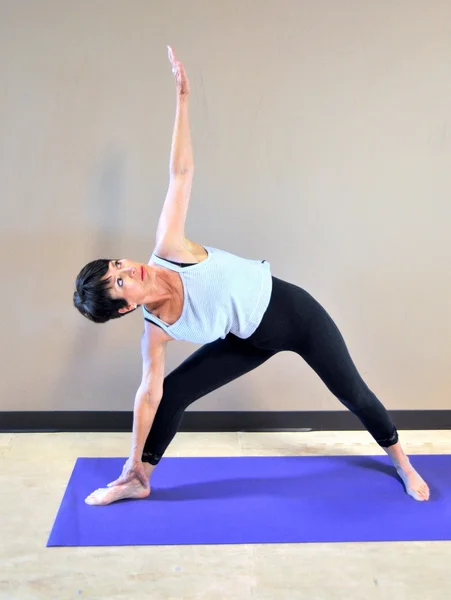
[142,246,272,344]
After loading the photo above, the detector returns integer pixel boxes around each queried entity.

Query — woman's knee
[332,380,377,413]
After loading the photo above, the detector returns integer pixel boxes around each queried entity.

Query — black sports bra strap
[154,254,196,268]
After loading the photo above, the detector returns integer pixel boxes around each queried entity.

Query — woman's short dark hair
[73,259,130,323]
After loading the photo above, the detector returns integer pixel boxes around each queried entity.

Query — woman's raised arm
[155,46,194,252]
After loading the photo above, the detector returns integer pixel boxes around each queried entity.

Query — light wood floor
[1,429,451,600]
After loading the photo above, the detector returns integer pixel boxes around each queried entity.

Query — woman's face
[105,259,151,312]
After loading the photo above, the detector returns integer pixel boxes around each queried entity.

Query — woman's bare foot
[395,465,430,501]
[384,441,430,501]
[85,478,150,506]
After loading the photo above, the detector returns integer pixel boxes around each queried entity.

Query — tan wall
[2,0,450,413]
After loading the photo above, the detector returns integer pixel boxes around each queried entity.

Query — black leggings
[142,276,398,465]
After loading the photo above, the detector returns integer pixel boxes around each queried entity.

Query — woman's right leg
[86,335,275,505]
[141,333,276,476]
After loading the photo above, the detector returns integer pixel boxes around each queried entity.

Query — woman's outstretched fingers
[167,45,176,64]
[167,45,189,95]
[107,475,128,487]
[107,478,119,488]
[106,457,147,487]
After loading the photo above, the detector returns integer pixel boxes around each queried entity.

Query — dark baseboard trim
[1,410,450,433]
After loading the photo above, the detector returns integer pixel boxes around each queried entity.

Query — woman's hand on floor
[107,457,149,488]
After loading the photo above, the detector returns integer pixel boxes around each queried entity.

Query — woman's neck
[144,268,183,321]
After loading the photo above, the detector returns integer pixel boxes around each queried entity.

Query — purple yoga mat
[47,455,449,547]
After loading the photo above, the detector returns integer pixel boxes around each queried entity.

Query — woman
[74,47,429,505]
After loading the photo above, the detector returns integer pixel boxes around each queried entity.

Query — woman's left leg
[248,277,429,501]
[299,307,429,501]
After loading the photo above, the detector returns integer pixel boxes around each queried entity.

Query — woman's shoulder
[151,237,209,265]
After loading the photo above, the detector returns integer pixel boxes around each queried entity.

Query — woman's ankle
[383,441,411,468]
[143,462,157,481]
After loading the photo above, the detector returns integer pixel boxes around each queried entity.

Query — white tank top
[142,245,272,344]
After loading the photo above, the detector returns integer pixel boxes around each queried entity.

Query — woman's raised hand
[167,45,190,97]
